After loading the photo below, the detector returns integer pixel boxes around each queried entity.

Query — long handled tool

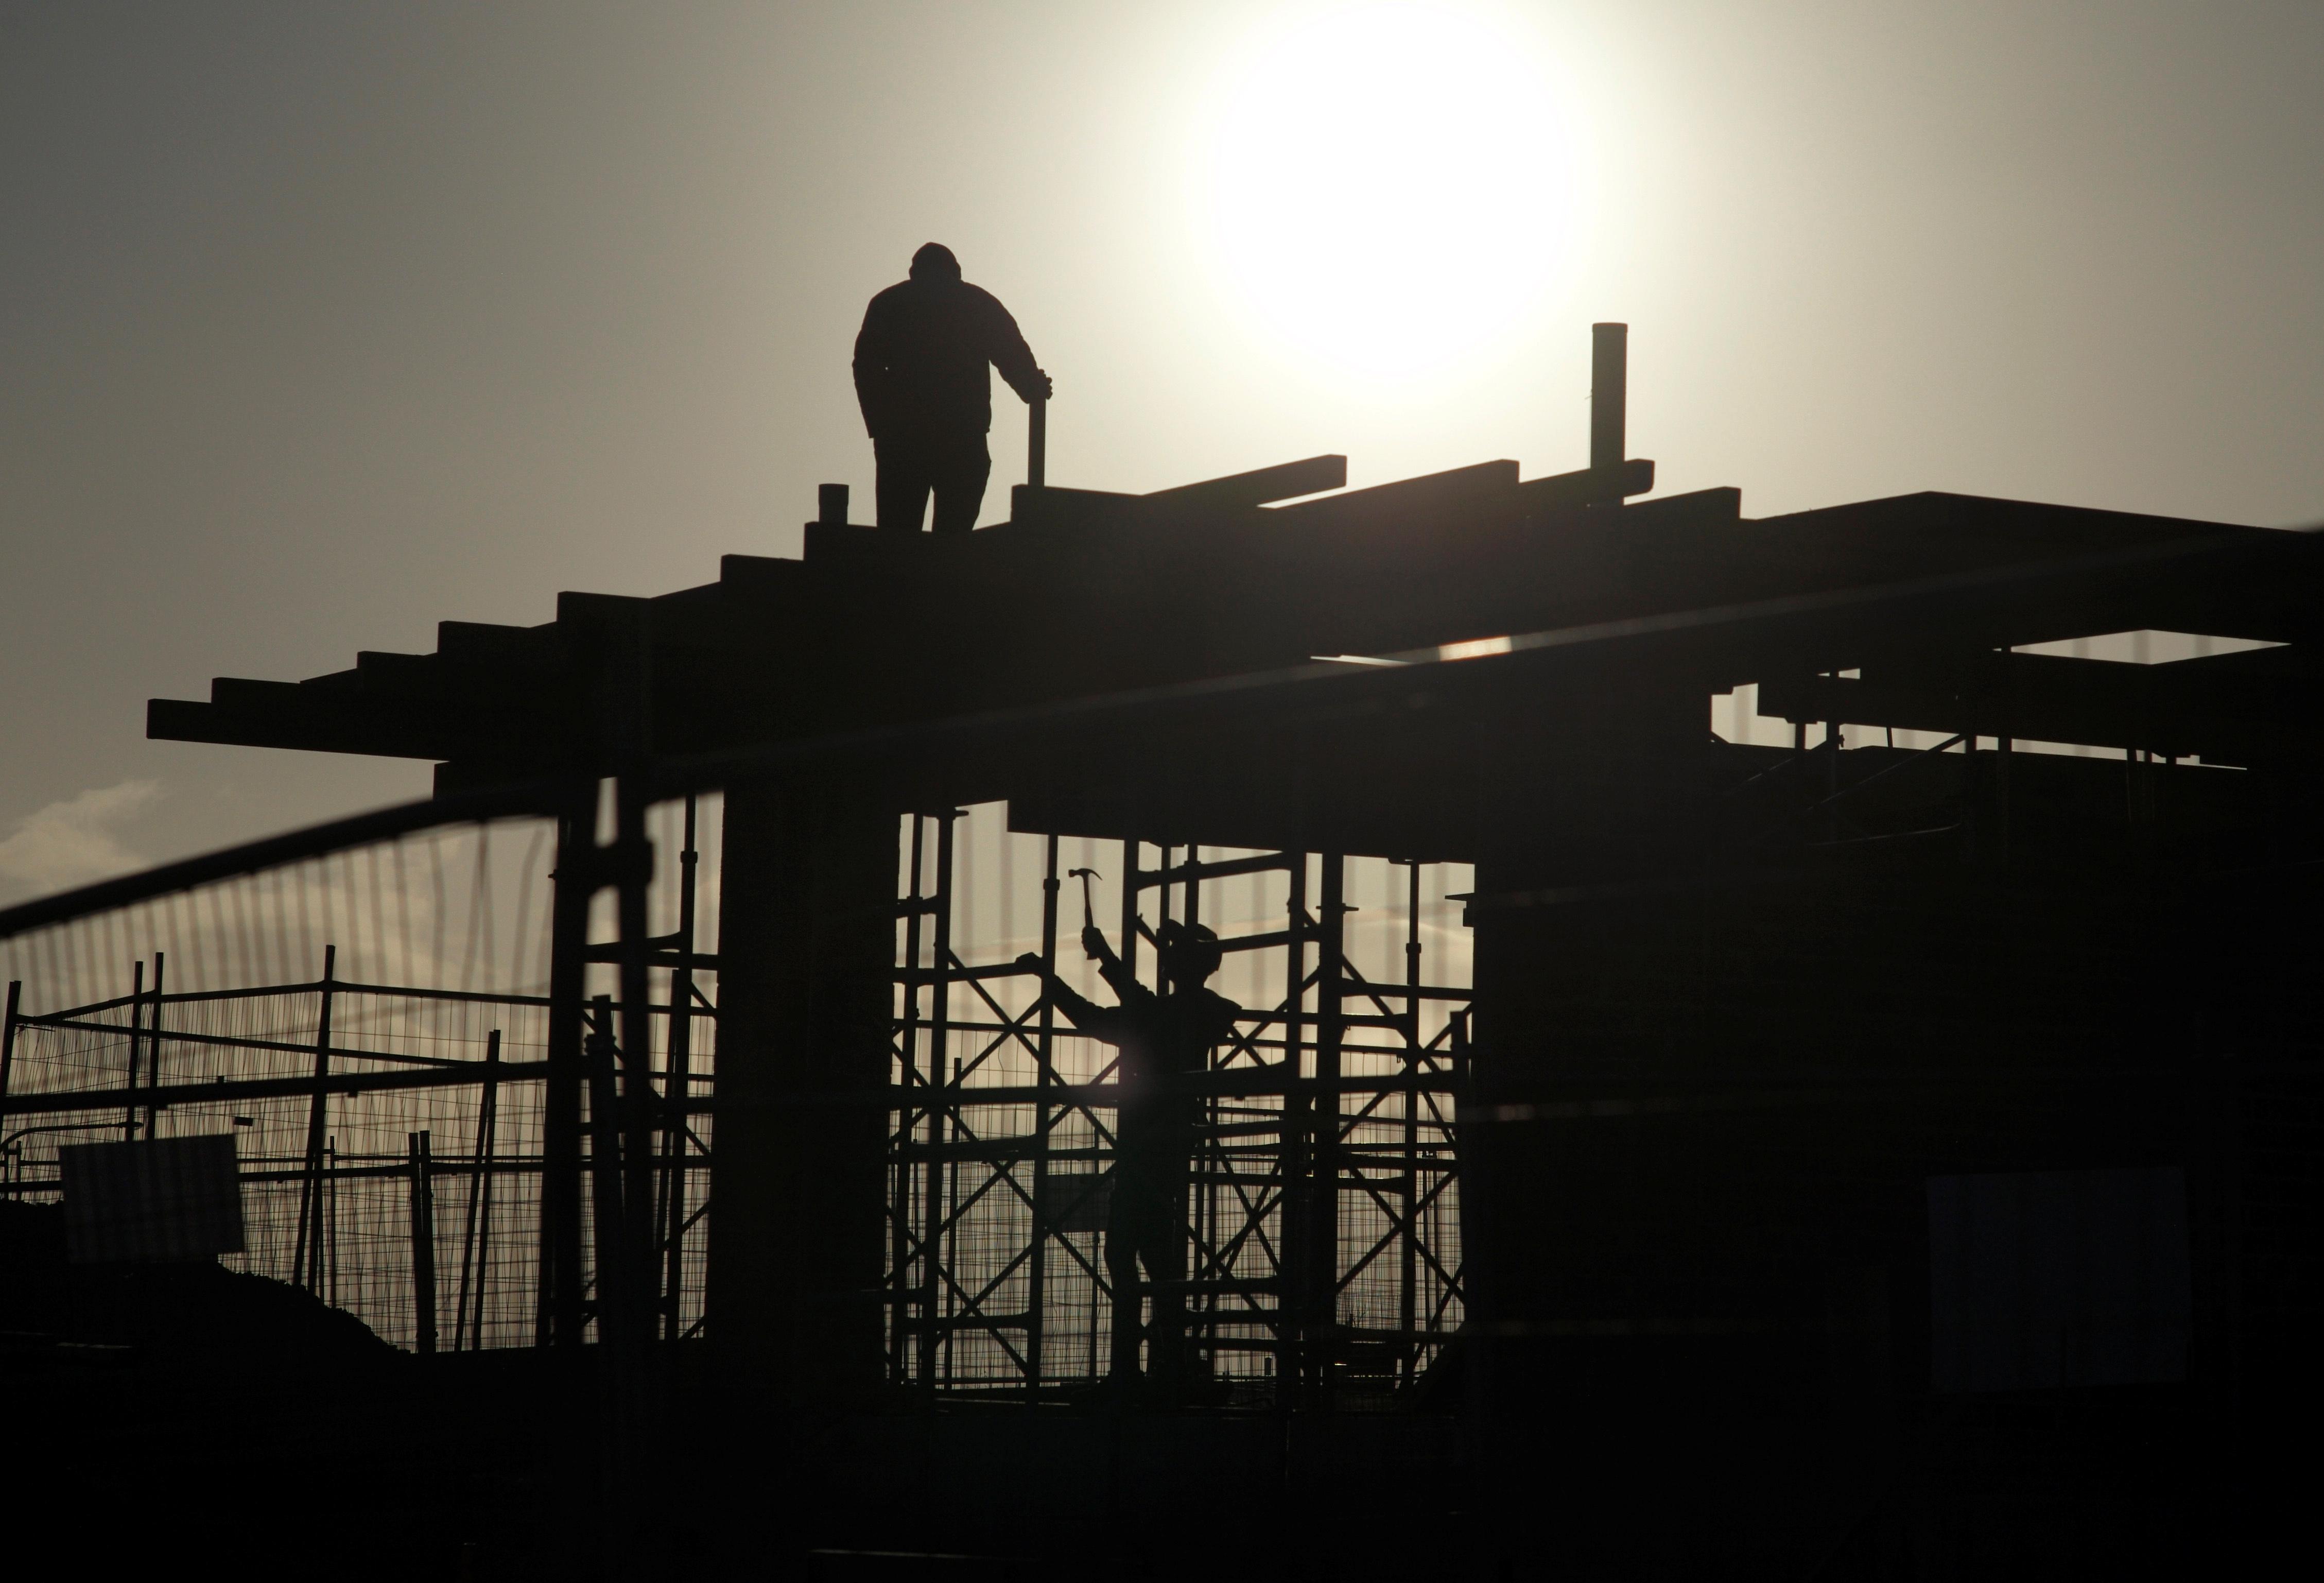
[1067,867,1100,935]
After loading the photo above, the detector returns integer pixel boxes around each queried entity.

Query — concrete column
[710,773,897,1402]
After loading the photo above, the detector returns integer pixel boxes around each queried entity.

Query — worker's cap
[910,243,962,281]
[1156,919,1223,977]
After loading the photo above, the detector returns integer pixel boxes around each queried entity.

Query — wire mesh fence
[4,785,1466,1386]
[1,795,719,1354]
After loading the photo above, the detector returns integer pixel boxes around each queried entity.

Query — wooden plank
[1144,454,1347,509]
[1520,458,1655,511]
[1268,459,1520,526]
[143,478,2320,775]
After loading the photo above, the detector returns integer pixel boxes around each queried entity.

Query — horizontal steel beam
[890,1073,1458,1108]
[0,1060,550,1119]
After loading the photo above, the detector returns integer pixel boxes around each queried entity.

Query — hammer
[1067,867,1101,933]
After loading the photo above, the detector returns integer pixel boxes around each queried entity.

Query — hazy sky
[4,0,2320,900]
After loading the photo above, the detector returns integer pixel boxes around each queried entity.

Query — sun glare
[1195,4,1576,384]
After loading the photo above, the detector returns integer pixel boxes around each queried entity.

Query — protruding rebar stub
[1590,322,1628,485]
[817,483,848,527]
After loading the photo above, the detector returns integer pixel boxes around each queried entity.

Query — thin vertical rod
[1312,854,1347,1402]
[585,994,628,1348]
[943,1053,962,1386]
[143,952,165,1143]
[455,1029,502,1352]
[1185,851,1205,1382]
[660,796,699,1342]
[1025,834,1060,1397]
[615,779,656,1346]
[1277,852,1308,1404]
[1401,862,1421,1381]
[917,812,958,1389]
[1118,838,1140,987]
[0,981,20,1126]
[1451,1005,1493,1533]
[892,815,926,1384]
[1028,397,1047,491]
[410,1129,438,1354]
[121,958,144,1141]
[542,795,594,1347]
[294,945,337,1292]
[325,1133,340,1304]
[1112,835,1141,1378]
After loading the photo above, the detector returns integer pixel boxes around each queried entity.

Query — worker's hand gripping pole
[1021,866,1101,976]
[1028,395,1047,491]
[1067,867,1103,960]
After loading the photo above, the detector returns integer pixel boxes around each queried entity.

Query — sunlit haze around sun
[1195,4,1577,386]
[5,3,2321,889]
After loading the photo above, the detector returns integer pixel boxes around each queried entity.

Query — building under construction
[3,327,2318,1578]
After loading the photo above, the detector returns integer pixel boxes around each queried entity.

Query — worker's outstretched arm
[1081,924,1146,1001]
[978,290,1051,405]
[1015,952,1126,1044]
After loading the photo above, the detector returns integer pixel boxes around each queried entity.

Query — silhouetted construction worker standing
[1019,920,1241,1393]
[854,243,1051,534]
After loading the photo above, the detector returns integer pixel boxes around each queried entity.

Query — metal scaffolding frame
[2,776,1468,1393]
[886,813,1468,1403]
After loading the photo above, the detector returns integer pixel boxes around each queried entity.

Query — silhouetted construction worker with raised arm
[1017,918,1242,1395]
[854,243,1051,534]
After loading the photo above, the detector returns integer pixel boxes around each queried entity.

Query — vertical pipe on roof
[1590,322,1628,487]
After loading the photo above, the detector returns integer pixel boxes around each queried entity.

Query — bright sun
[1195,4,1576,384]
